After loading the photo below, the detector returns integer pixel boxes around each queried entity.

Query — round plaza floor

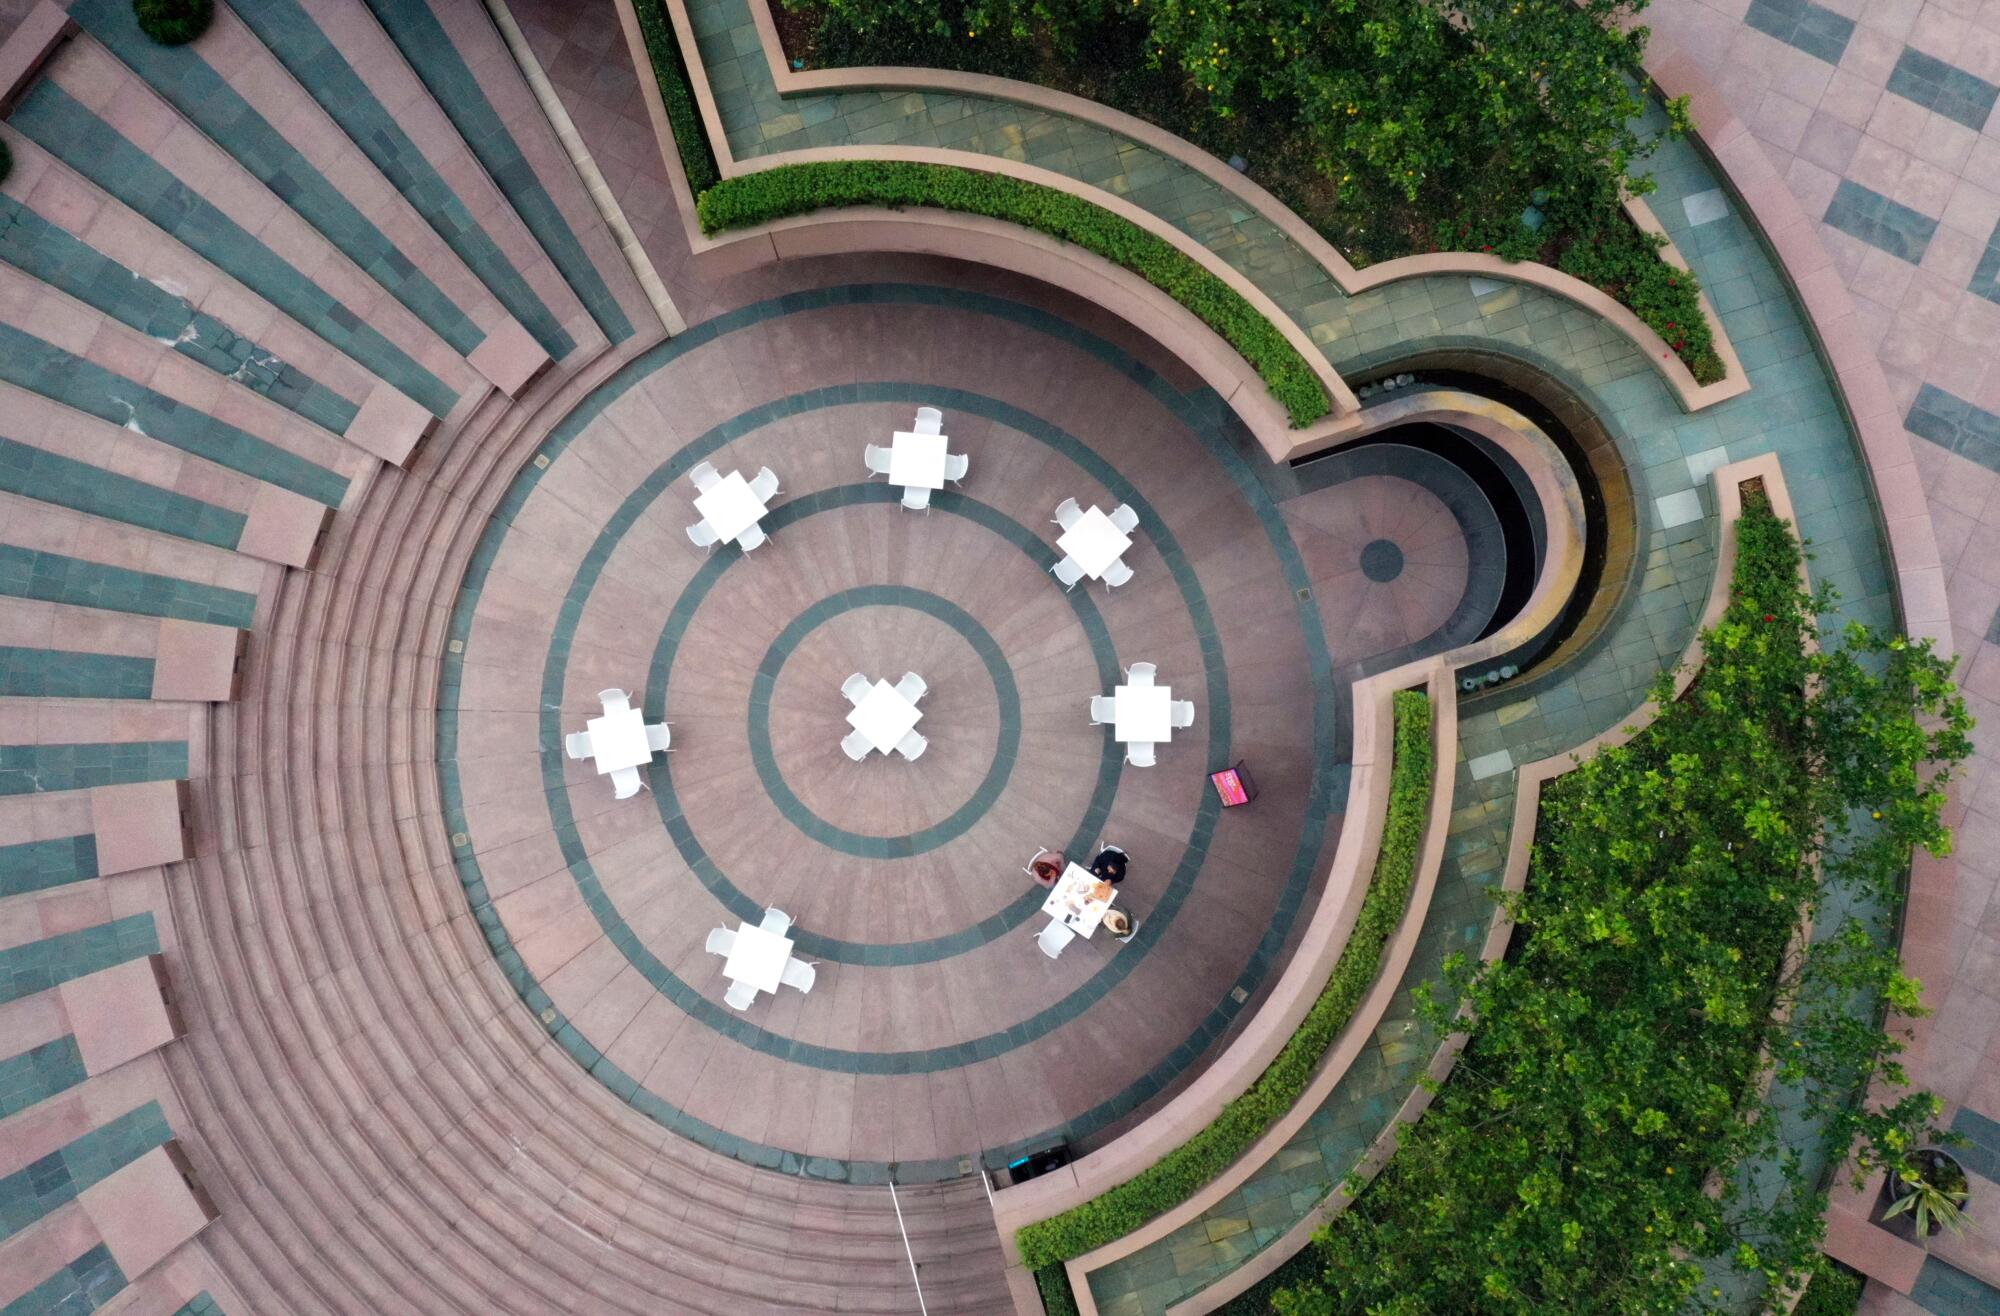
[440,279,1489,1179]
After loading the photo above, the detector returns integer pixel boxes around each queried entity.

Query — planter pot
[1876,1147,1970,1243]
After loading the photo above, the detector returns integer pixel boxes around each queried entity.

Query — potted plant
[1880,1146,1970,1241]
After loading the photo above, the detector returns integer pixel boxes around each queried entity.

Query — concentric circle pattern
[439,281,1490,1182]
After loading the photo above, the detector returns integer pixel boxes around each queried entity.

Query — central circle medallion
[747,584,1018,857]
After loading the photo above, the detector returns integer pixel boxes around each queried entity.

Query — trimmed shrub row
[1014,688,1436,1271]
[696,161,1333,428]
[631,0,721,193]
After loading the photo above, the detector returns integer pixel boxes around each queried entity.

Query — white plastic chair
[1051,557,1085,591]
[942,452,969,485]
[842,673,872,705]
[1124,663,1155,686]
[600,688,632,711]
[611,765,643,798]
[1108,503,1139,534]
[565,731,592,761]
[645,723,672,752]
[1170,700,1196,729]
[841,730,872,761]
[749,466,779,502]
[1036,919,1077,959]
[688,460,720,492]
[895,729,928,760]
[760,908,792,937]
[724,979,757,1010]
[687,521,720,551]
[1053,497,1083,530]
[705,927,735,957]
[895,672,927,703]
[1089,695,1116,725]
[1102,559,1134,589]
[1126,741,1156,768]
[865,443,892,476]
[914,406,943,434]
[737,523,768,552]
[781,958,817,993]
[902,485,931,512]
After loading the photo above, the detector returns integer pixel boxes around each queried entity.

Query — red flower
[1763,614,1775,622]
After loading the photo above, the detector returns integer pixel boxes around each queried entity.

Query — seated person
[1090,845,1128,885]
[1102,908,1134,941]
[1030,850,1065,886]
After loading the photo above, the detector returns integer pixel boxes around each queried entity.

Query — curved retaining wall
[987,389,1589,1312]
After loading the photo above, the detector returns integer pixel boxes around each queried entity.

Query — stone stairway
[0,1,1012,1312]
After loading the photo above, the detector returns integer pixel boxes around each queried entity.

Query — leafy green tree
[1275,496,1970,1314]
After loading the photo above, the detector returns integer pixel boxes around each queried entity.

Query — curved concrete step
[11,36,492,427]
[357,0,654,347]
[224,0,610,372]
[63,0,551,395]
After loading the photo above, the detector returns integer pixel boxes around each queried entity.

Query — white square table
[846,679,923,754]
[888,431,948,489]
[1041,863,1115,937]
[1114,682,1172,744]
[693,470,768,544]
[723,921,795,994]
[585,705,651,772]
[1057,506,1133,579]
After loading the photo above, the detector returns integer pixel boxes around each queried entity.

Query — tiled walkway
[1643,0,2000,1309]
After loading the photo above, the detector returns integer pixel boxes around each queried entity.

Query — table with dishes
[1042,863,1117,937]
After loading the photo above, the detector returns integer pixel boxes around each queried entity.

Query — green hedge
[1034,1264,1080,1316]
[132,0,212,45]
[631,0,720,193]
[696,161,1332,428]
[1015,688,1435,1271]
[1793,1260,1864,1316]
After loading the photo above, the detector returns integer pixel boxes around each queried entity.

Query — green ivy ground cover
[1015,687,1436,1272]
[697,161,1332,427]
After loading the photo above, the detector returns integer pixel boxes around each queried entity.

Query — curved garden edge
[1164,451,1800,1316]
[695,157,1342,432]
[727,0,1747,412]
[980,389,1589,1309]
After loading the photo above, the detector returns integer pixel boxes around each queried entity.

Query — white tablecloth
[1041,863,1115,937]
[693,471,768,543]
[586,706,652,771]
[888,431,948,489]
[846,679,923,753]
[1058,506,1132,579]
[1114,683,1172,743]
[723,922,795,993]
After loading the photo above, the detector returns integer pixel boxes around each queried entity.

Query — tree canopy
[1272,496,1969,1314]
